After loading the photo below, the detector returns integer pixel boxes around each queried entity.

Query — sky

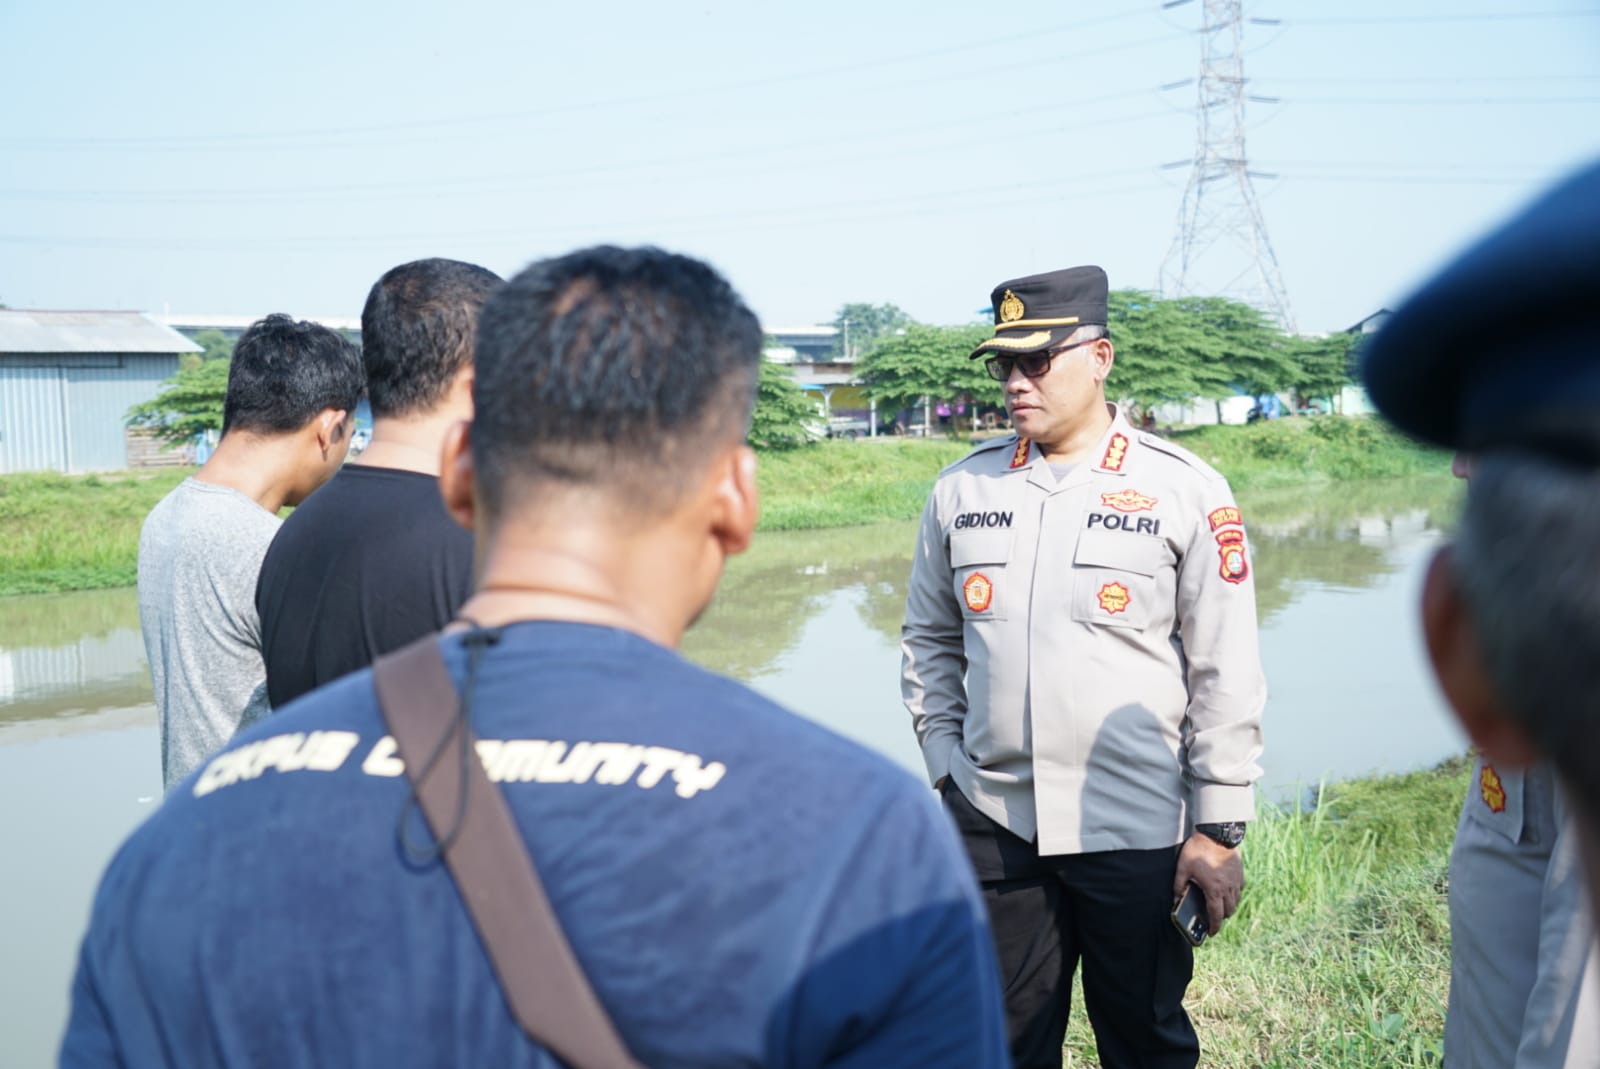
[1,0,1596,335]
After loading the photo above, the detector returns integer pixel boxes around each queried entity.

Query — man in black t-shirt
[256,258,503,708]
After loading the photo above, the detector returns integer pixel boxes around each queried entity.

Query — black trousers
[942,781,1200,1069]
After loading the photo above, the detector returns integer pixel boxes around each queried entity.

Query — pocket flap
[1073,528,1166,576]
[950,530,1013,567]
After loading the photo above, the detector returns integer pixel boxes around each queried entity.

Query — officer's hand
[1173,834,1244,935]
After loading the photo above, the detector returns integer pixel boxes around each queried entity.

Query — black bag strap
[372,634,645,1069]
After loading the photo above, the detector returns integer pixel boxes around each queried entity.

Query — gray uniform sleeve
[1517,807,1600,1067]
[1173,478,1266,823]
[901,491,967,786]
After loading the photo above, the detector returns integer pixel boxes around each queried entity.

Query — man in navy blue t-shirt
[62,246,1010,1069]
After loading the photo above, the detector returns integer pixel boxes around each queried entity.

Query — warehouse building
[0,310,200,474]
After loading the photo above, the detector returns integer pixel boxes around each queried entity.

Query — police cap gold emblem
[971,265,1111,359]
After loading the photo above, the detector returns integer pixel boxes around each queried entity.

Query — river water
[0,474,1465,1065]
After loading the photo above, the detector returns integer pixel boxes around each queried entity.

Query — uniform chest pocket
[950,529,1013,621]
[1070,528,1168,630]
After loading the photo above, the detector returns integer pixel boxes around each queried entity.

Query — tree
[181,329,235,371]
[1285,332,1359,408]
[1107,291,1332,418]
[748,359,819,451]
[830,302,913,360]
[1106,290,1234,410]
[1168,296,1300,396]
[856,323,996,428]
[126,360,230,446]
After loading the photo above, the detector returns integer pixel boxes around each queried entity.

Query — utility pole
[1158,0,1296,332]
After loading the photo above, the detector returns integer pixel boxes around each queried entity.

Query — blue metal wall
[0,354,181,474]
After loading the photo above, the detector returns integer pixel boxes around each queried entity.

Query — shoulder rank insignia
[1480,763,1507,813]
[963,572,994,613]
[1101,489,1157,513]
[1097,581,1130,615]
[999,289,1025,323]
[1100,433,1129,472]
[1009,438,1031,469]
[1209,506,1244,530]
[1216,529,1249,584]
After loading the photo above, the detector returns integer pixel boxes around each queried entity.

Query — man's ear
[316,408,350,453]
[437,420,478,532]
[709,444,758,558]
[1421,546,1540,766]
[1091,337,1115,384]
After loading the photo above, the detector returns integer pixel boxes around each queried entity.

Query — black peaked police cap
[970,266,1109,359]
[1361,159,1600,467]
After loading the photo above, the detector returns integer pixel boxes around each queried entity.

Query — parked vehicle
[827,415,873,440]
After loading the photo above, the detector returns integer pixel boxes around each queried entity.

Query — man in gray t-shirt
[141,481,281,787]
[138,315,363,789]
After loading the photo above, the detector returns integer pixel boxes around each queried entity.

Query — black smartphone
[1171,882,1209,947]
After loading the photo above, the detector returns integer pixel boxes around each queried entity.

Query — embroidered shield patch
[1217,533,1249,584]
[963,572,994,613]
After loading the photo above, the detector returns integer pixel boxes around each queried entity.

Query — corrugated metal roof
[153,312,362,333]
[0,310,202,354]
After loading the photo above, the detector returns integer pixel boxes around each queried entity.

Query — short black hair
[472,245,762,515]
[223,314,365,436]
[360,258,504,419]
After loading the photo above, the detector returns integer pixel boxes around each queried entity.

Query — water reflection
[1242,475,1463,623]
[0,588,150,731]
[686,473,1464,669]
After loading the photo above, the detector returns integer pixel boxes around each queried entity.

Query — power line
[1267,8,1600,25]
[0,166,1174,252]
[0,92,1177,204]
[0,10,1170,152]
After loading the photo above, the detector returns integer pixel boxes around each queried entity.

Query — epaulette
[1135,431,1228,482]
[942,434,1020,476]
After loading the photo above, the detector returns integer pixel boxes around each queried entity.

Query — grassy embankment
[1065,758,1467,1068]
[0,415,1443,595]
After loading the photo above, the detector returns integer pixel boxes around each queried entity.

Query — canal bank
[0,415,1444,595]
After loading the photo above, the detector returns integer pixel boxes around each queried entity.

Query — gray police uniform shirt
[1446,757,1600,1068]
[137,478,280,791]
[902,406,1266,855]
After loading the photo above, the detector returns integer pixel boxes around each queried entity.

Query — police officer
[902,266,1266,1068]
[1447,755,1599,1067]
[1361,160,1600,1069]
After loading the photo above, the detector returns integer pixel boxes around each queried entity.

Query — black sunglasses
[983,337,1099,382]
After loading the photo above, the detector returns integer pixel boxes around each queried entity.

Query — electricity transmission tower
[1158,0,1296,332]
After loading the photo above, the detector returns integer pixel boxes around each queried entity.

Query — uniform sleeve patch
[1479,763,1507,812]
[1100,489,1157,513]
[963,571,994,612]
[1009,439,1032,469]
[1100,433,1130,472]
[1097,581,1130,614]
[1208,506,1243,530]
[1217,539,1249,584]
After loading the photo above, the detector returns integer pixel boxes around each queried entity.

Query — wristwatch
[1195,821,1247,849]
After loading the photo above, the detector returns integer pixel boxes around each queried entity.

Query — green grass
[1064,757,1469,1068]
[756,439,969,530]
[1169,417,1446,490]
[0,469,191,595]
